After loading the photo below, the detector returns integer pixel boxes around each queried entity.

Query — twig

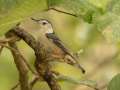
[5,31,31,90]
[30,75,39,87]
[0,37,19,55]
[10,26,61,90]
[48,7,78,17]
[0,38,36,75]
[11,75,40,90]
[10,27,37,50]
[0,43,18,52]
[11,83,20,90]
[43,70,61,90]
[0,37,18,43]
[0,44,36,76]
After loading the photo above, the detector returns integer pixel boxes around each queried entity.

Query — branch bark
[5,30,31,90]
[6,26,61,90]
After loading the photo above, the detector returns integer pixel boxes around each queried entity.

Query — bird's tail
[65,55,85,73]
[75,63,85,73]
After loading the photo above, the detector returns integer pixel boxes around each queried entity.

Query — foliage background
[0,0,120,90]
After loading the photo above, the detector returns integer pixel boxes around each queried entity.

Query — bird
[27,18,85,73]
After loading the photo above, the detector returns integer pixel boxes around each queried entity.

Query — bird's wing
[45,33,73,57]
[46,33,85,73]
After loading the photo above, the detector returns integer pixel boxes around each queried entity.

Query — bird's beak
[31,17,39,23]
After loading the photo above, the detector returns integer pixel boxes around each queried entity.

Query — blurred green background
[0,0,120,90]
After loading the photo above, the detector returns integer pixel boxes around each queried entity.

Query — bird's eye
[42,22,47,25]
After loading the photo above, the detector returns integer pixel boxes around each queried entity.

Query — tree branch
[10,27,37,50]
[44,70,61,90]
[5,31,31,90]
[9,26,61,90]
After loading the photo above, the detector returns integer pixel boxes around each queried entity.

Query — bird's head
[31,18,54,35]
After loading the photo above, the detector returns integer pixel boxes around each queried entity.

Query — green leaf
[93,0,120,44]
[107,0,120,15]
[0,0,47,36]
[108,74,120,90]
[49,0,103,23]
[51,61,84,81]
[88,0,110,10]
